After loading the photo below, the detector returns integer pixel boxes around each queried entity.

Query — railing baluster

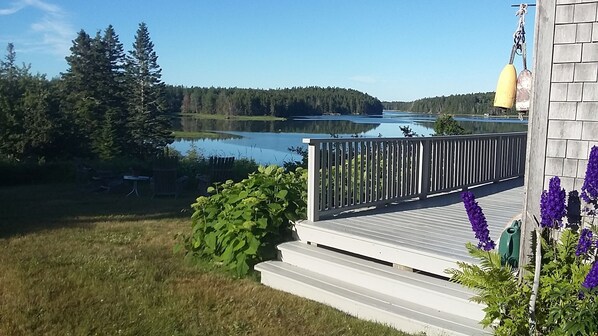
[303,132,527,221]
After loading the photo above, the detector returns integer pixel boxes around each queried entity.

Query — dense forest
[165,86,383,117]
[383,92,516,115]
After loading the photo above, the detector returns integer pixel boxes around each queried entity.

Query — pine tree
[0,43,60,161]
[61,30,96,156]
[125,22,173,159]
[96,25,127,159]
[62,26,132,160]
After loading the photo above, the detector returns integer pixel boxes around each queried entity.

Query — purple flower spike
[576,228,594,257]
[540,176,566,229]
[581,146,598,203]
[462,191,495,251]
[582,261,598,290]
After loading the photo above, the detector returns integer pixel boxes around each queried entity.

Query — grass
[179,113,286,121]
[0,183,415,336]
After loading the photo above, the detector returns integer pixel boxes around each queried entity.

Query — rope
[513,4,527,52]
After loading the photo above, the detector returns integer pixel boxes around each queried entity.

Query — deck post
[305,139,320,222]
[419,140,432,199]
[493,135,503,182]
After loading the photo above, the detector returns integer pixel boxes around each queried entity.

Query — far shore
[177,113,286,121]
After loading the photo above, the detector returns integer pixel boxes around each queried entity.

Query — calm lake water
[170,111,528,165]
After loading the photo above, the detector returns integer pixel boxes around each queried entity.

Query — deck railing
[304,132,527,221]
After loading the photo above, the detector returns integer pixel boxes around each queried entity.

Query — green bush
[179,165,307,276]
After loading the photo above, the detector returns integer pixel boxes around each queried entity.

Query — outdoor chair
[209,156,235,182]
[197,156,235,193]
[152,168,188,198]
[92,169,123,193]
[75,162,122,193]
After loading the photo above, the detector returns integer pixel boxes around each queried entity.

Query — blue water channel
[170,111,528,166]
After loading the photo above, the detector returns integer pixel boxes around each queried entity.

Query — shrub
[179,165,307,276]
[448,146,598,335]
[433,114,468,136]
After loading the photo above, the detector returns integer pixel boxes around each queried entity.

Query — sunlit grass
[0,183,415,336]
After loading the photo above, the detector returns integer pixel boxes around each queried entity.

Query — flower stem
[529,218,542,336]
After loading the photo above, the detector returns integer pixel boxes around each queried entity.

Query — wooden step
[293,220,465,276]
[255,261,489,336]
[277,241,485,321]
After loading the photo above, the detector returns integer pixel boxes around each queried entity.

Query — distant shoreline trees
[164,86,384,117]
[383,92,516,115]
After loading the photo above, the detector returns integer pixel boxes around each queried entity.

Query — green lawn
[0,183,415,336]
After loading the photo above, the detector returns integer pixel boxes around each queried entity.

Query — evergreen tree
[0,43,26,159]
[96,25,127,159]
[125,22,173,159]
[62,26,131,160]
[433,114,468,136]
[61,30,96,157]
[0,43,61,161]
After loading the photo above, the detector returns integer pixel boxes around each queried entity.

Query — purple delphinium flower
[582,261,598,290]
[540,176,567,229]
[576,228,594,257]
[581,146,598,203]
[462,191,495,251]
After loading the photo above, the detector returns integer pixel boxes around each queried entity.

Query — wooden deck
[294,177,524,276]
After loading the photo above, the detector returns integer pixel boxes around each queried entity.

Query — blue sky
[0,0,535,101]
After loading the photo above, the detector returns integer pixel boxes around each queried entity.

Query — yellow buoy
[494,64,517,109]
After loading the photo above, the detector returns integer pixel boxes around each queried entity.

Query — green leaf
[264,165,275,175]
[235,254,249,276]
[234,239,246,251]
[276,189,288,199]
[221,243,235,264]
[246,236,260,255]
[268,203,282,212]
[205,232,216,251]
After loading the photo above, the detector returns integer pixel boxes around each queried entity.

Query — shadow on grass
[0,182,201,238]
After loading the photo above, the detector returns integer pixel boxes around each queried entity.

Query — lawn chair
[152,168,188,198]
[196,156,235,194]
[92,169,123,193]
[209,156,235,182]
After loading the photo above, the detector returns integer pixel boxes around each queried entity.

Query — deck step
[255,261,489,336]
[277,241,485,321]
[293,220,466,277]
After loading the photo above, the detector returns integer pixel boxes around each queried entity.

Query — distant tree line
[383,92,516,115]
[0,23,173,162]
[165,86,384,117]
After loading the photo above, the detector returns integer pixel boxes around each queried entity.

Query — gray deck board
[305,178,524,264]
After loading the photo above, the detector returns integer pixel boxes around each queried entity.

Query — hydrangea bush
[448,146,598,336]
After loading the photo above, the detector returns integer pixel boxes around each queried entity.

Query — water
[170,111,528,165]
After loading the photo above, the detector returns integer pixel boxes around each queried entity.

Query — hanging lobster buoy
[516,69,532,111]
[494,3,530,111]
[515,6,531,112]
[494,63,517,109]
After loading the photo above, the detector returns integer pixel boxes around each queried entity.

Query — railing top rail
[302,131,527,145]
